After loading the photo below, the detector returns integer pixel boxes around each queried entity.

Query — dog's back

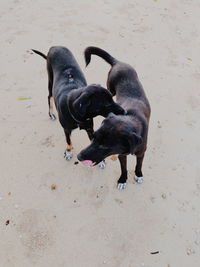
[48,46,87,91]
[84,46,150,119]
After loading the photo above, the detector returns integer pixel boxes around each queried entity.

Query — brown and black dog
[77,47,151,189]
[32,46,125,163]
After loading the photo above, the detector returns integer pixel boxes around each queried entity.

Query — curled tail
[84,46,117,67]
[32,49,47,60]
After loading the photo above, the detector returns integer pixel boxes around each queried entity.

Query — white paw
[117,183,126,190]
[64,150,73,161]
[134,175,144,184]
[98,161,106,169]
[49,114,56,120]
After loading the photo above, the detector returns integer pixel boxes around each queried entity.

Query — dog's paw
[117,183,126,190]
[98,161,106,169]
[134,175,144,184]
[64,150,73,161]
[49,114,56,120]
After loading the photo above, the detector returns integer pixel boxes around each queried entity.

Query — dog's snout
[77,153,84,161]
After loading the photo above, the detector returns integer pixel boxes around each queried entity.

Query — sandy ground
[0,0,200,266]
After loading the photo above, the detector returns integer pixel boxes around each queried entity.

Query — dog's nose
[77,153,83,161]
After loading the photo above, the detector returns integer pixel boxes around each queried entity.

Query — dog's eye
[68,74,73,78]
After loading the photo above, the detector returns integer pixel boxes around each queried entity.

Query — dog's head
[77,113,143,166]
[68,84,125,122]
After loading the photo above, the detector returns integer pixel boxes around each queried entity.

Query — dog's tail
[84,46,118,67]
[31,49,47,60]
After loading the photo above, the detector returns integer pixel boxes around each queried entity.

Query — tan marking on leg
[49,96,54,114]
[66,144,73,151]
[110,155,118,161]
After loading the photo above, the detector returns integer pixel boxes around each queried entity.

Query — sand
[0,0,200,266]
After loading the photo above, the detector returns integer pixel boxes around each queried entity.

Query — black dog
[32,46,88,160]
[32,46,125,162]
[67,84,125,124]
[78,47,151,189]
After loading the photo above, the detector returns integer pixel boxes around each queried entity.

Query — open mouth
[81,160,96,167]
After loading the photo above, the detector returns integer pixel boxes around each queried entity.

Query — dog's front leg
[79,121,94,141]
[117,155,127,190]
[134,153,145,184]
[86,129,94,141]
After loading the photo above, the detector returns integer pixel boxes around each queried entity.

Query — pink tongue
[81,160,95,167]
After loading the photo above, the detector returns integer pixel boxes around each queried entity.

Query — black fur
[78,47,151,188]
[32,46,126,158]
[67,84,125,123]
[32,46,90,157]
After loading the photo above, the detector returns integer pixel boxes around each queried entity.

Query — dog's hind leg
[107,69,116,96]
[48,94,56,120]
[48,96,56,120]
[47,64,56,120]
[117,155,128,190]
[63,129,73,160]
[134,154,144,184]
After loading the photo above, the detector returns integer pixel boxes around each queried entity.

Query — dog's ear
[73,93,91,117]
[126,132,143,154]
